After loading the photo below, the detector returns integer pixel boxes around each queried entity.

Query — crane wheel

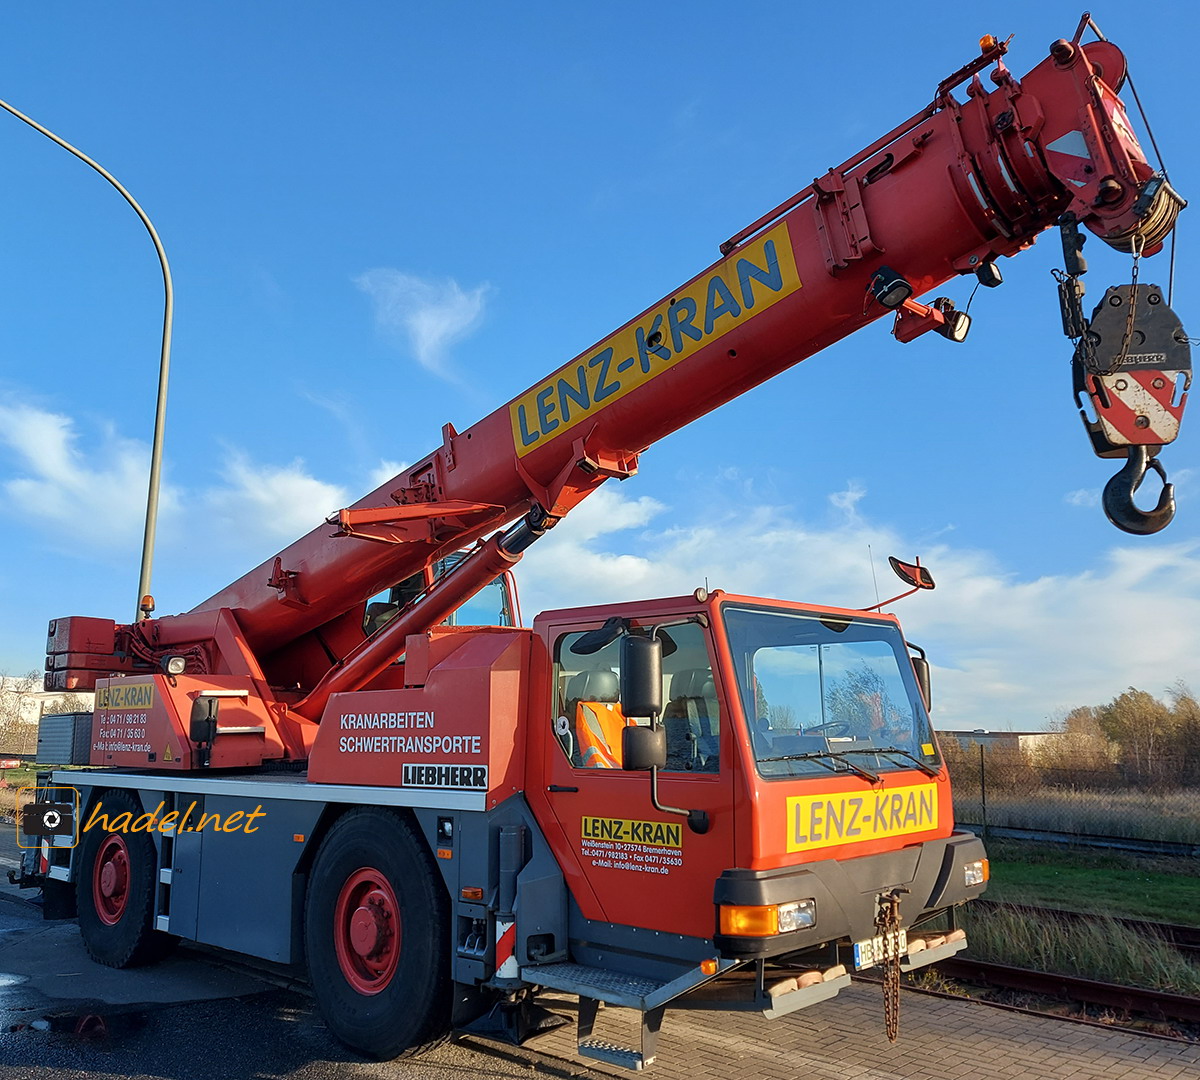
[76,790,176,968]
[304,808,451,1059]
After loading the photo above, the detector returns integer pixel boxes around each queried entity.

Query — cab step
[520,959,728,1072]
[578,997,663,1071]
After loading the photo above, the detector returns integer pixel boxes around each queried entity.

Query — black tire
[76,789,175,968]
[305,808,451,1060]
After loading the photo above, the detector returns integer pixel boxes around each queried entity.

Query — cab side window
[552,621,720,773]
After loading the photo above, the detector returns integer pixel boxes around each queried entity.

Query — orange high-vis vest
[575,701,629,769]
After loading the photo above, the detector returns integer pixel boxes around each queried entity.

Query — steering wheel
[805,721,851,737]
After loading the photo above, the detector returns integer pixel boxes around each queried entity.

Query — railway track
[933,956,1200,1025]
[927,900,1200,1027]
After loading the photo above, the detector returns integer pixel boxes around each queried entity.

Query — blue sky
[1,3,1197,730]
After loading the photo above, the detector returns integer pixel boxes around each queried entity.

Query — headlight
[777,899,817,932]
[719,898,816,936]
[964,859,989,887]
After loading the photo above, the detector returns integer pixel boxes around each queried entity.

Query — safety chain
[1107,232,1145,375]
[1058,224,1147,377]
[875,888,907,1043]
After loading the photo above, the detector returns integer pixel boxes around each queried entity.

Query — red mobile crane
[23,19,1189,1069]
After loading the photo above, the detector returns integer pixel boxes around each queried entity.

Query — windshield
[722,605,940,780]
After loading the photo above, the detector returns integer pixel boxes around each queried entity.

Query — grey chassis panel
[566,895,720,983]
[63,777,326,964]
[411,793,569,986]
[712,830,986,959]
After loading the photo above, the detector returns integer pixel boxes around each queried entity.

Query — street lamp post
[0,96,173,623]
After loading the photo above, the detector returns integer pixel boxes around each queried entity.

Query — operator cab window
[552,621,720,773]
[362,553,517,637]
[723,605,940,780]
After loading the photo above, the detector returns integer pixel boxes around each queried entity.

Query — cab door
[529,616,735,941]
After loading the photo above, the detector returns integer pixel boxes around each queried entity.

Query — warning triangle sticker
[163,744,174,763]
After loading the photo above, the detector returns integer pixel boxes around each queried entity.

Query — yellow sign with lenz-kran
[786,784,938,853]
[509,222,801,456]
[95,681,156,710]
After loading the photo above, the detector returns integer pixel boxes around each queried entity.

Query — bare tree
[0,671,42,756]
[43,691,93,715]
[768,704,797,731]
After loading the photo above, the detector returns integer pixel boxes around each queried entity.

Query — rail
[958,823,1200,858]
[934,957,1200,1025]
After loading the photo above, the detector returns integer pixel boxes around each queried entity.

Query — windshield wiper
[844,746,938,777]
[758,750,880,783]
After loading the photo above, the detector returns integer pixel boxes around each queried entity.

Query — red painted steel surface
[93,834,131,927]
[333,868,402,995]
[90,673,296,770]
[308,629,529,804]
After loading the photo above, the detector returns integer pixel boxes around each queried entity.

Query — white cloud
[1065,487,1099,508]
[512,486,666,613]
[354,269,489,377]
[829,480,866,519]
[0,402,170,550]
[0,399,353,569]
[369,459,409,490]
[202,453,350,544]
[516,482,1200,732]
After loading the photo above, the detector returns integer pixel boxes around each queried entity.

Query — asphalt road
[5,824,1199,1080]
[0,826,602,1080]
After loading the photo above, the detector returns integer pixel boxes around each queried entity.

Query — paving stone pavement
[515,984,1200,1080]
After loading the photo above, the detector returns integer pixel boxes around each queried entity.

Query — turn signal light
[720,899,816,936]
[721,904,780,936]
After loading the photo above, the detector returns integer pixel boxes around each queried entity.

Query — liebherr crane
[24,18,1188,1069]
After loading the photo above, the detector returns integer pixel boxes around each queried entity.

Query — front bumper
[713,829,986,959]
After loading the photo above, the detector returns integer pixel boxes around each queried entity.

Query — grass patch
[0,764,71,816]
[982,840,1200,926]
[954,787,1200,843]
[958,903,1200,996]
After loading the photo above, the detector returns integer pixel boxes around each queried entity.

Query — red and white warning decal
[1090,369,1187,446]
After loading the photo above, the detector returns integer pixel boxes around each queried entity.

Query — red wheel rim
[93,834,131,926]
[332,867,401,995]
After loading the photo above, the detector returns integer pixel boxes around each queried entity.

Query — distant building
[937,729,1066,753]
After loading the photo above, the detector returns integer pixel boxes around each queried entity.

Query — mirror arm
[649,762,710,835]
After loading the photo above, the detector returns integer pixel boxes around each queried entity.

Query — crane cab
[527,589,986,960]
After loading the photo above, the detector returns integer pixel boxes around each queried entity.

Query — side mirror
[622,725,666,771]
[189,697,218,744]
[620,634,662,718]
[189,697,218,768]
[911,656,932,711]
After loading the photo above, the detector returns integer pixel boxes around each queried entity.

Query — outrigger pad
[462,997,570,1046]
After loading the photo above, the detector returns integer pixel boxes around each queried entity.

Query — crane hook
[1102,444,1176,535]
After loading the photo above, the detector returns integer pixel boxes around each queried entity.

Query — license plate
[853,928,907,970]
